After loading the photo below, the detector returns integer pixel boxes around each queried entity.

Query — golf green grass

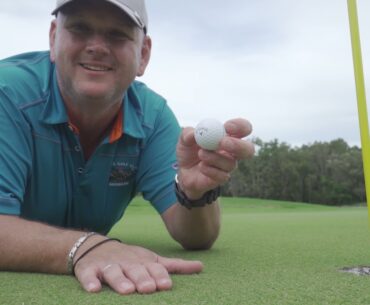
[1,197,370,305]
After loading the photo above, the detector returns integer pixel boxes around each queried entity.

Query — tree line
[221,138,366,205]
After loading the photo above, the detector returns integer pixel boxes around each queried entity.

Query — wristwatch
[174,174,221,210]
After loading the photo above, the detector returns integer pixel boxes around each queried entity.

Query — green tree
[221,138,365,206]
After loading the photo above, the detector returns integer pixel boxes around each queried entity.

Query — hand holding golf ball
[176,117,254,200]
[194,118,226,151]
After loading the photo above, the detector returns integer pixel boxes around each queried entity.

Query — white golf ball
[194,118,226,151]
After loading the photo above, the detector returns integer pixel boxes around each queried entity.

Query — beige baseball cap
[52,0,148,32]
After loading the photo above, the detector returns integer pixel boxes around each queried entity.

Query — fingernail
[225,122,237,134]
[87,283,97,292]
[142,280,155,288]
[120,282,134,292]
[139,280,156,293]
[158,278,172,288]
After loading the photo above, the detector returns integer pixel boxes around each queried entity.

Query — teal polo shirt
[0,51,180,234]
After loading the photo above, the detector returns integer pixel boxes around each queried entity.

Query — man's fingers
[198,149,236,173]
[179,127,196,147]
[74,243,204,295]
[75,266,102,293]
[219,137,255,160]
[199,163,231,185]
[158,256,204,274]
[224,118,253,138]
[123,263,157,294]
[146,262,172,291]
[101,264,135,295]
[223,117,254,160]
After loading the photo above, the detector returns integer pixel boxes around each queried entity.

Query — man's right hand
[0,215,203,295]
[73,238,203,294]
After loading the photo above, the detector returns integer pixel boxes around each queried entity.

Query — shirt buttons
[77,167,84,174]
[74,145,81,152]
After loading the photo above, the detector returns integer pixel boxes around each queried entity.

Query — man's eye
[69,24,91,35]
[108,31,130,41]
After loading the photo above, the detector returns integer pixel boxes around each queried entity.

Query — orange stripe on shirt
[109,106,124,143]
[68,122,80,135]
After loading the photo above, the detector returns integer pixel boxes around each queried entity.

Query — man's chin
[76,87,115,101]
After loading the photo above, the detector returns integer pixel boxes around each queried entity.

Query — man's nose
[85,34,110,56]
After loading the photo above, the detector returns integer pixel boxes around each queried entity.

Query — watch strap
[174,175,220,209]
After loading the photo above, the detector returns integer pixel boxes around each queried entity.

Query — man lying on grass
[0,0,254,295]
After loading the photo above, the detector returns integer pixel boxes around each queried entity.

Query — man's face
[49,0,151,105]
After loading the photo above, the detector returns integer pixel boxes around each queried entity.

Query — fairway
[1,197,370,305]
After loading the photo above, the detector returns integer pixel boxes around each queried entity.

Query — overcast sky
[0,0,369,147]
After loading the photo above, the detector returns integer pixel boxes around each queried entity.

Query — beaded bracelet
[67,232,97,274]
[72,238,122,275]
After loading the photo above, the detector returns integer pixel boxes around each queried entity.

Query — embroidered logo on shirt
[109,162,137,186]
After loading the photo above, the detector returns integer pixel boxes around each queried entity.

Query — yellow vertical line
[347,0,370,224]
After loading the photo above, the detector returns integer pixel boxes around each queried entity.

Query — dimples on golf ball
[194,119,225,150]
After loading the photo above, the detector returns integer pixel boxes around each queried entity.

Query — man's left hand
[176,118,255,199]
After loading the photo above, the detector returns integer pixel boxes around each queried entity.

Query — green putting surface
[1,197,370,305]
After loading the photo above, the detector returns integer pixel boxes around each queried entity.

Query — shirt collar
[39,66,69,125]
[102,89,146,143]
[122,88,146,140]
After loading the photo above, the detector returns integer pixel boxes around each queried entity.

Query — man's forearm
[161,201,221,250]
[0,215,103,274]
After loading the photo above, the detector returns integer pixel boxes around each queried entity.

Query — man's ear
[49,20,57,63]
[136,35,152,77]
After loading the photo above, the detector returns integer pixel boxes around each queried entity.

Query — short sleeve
[135,102,180,214]
[0,87,32,215]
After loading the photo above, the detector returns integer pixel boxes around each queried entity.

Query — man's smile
[80,63,112,72]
